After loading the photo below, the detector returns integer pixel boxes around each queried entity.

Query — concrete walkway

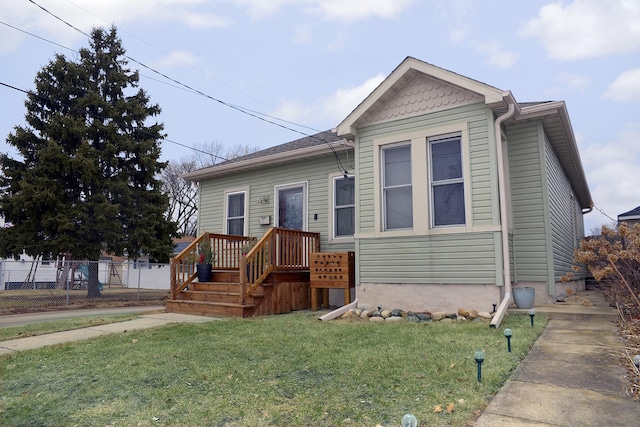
[475,290,639,426]
[0,310,221,356]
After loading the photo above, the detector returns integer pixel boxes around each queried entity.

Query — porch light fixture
[504,328,513,353]
[474,350,485,383]
[528,309,535,327]
[401,414,417,427]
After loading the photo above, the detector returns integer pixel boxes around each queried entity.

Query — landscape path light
[401,414,417,427]
[504,328,513,353]
[474,350,485,383]
[528,309,535,327]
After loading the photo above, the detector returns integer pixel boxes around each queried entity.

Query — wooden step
[180,290,240,304]
[191,282,241,293]
[166,300,254,318]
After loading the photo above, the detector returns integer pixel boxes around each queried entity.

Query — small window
[430,135,465,226]
[383,144,412,230]
[226,192,245,236]
[334,176,355,237]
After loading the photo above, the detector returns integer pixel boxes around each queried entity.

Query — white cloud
[520,0,640,60]
[0,0,230,54]
[579,127,640,231]
[544,73,591,97]
[293,24,312,44]
[309,0,414,22]
[271,74,385,125]
[150,50,200,70]
[603,68,640,103]
[472,41,519,68]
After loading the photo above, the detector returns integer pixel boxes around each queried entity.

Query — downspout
[490,100,516,328]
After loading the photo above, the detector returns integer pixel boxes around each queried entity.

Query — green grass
[0,312,547,427]
[0,314,142,341]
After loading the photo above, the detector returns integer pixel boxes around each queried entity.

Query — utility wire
[0,81,227,162]
[24,0,351,175]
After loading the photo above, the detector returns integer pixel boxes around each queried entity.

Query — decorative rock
[415,312,431,321]
[406,314,420,322]
[456,316,467,322]
[360,309,372,318]
[381,309,392,319]
[446,313,457,319]
[371,310,381,317]
[369,316,385,322]
[440,318,454,323]
[355,308,362,317]
[390,309,403,317]
[458,308,470,317]
[478,312,492,319]
[432,312,447,321]
[385,316,404,322]
[468,309,479,320]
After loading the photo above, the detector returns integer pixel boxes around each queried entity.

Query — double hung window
[226,192,246,236]
[430,135,465,227]
[382,144,413,230]
[334,176,355,237]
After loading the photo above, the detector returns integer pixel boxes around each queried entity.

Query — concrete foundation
[356,282,502,313]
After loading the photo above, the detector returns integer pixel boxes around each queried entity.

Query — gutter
[490,98,516,328]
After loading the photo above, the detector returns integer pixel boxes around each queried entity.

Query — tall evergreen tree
[0,26,176,297]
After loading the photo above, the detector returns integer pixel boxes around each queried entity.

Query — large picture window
[383,144,413,230]
[334,176,355,237]
[226,191,246,236]
[430,135,465,226]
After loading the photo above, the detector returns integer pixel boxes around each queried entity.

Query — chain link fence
[0,259,170,313]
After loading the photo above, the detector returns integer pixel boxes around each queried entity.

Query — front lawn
[0,312,546,426]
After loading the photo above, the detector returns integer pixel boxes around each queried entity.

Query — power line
[0,81,227,162]
[24,0,351,175]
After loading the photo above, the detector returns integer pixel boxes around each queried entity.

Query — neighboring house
[618,206,640,228]
[184,57,592,323]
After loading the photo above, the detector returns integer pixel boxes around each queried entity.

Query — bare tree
[161,159,199,236]
[162,141,261,236]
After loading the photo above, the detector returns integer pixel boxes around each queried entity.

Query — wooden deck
[167,228,320,318]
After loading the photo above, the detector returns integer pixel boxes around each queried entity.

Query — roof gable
[337,57,504,138]
[358,72,484,128]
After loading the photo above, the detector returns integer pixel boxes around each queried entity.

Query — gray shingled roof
[211,130,341,167]
[619,205,640,219]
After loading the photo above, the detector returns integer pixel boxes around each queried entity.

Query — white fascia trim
[619,215,640,221]
[337,57,505,138]
[183,140,354,181]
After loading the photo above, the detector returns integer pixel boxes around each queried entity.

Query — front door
[277,185,306,231]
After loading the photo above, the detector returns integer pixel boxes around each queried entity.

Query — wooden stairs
[168,228,321,318]
[166,270,312,318]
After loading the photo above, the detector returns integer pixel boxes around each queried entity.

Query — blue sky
[1,0,639,234]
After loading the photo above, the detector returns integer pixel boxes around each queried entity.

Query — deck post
[239,256,247,304]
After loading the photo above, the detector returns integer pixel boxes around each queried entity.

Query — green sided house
[169,57,592,326]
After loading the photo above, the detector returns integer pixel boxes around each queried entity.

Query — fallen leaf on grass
[433,404,442,413]
[446,402,455,413]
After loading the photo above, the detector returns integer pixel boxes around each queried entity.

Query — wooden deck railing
[170,232,253,299]
[171,228,320,303]
[240,227,320,302]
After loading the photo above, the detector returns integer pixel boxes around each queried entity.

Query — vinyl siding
[355,103,500,284]
[507,122,549,282]
[545,136,585,280]
[359,232,498,283]
[357,102,498,232]
[198,151,355,252]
